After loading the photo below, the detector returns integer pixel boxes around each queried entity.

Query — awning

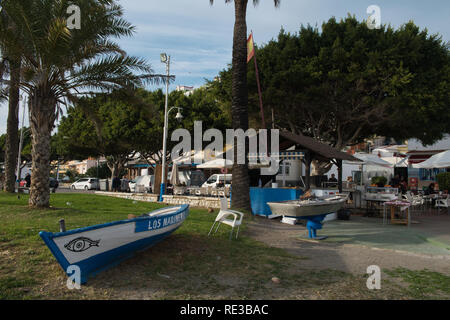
[413,150,450,168]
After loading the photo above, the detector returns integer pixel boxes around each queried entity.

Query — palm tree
[0,0,165,207]
[210,0,280,210]
[0,8,22,193]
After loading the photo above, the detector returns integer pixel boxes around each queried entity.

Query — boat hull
[40,205,189,284]
[267,196,346,218]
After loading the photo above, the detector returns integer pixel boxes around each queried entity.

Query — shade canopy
[196,158,233,169]
[379,156,408,168]
[347,153,393,167]
[413,150,450,168]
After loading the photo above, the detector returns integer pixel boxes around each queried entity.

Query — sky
[1,0,449,135]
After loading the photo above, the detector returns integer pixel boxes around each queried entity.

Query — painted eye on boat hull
[64,237,100,252]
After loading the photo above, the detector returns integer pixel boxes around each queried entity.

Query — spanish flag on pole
[247,32,255,63]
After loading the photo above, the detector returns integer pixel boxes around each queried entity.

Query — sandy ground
[246,215,450,276]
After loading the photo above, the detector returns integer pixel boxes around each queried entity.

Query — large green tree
[57,87,231,178]
[57,90,158,182]
[212,16,449,173]
[0,0,164,207]
[210,0,280,210]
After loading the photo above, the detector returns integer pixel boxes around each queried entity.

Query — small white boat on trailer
[267,195,348,240]
[267,195,347,218]
[40,204,189,284]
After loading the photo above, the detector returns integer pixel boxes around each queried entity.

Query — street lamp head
[160,53,168,63]
[175,109,183,122]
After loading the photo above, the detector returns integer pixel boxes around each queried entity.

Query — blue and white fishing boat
[39,204,189,284]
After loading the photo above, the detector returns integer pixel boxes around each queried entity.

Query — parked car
[71,178,100,190]
[201,174,232,188]
[129,175,154,193]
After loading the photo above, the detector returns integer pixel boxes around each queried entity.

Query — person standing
[399,176,408,194]
[25,173,31,188]
[112,176,120,192]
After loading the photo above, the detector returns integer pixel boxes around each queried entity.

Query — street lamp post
[159,53,170,201]
[159,53,183,202]
[159,105,183,201]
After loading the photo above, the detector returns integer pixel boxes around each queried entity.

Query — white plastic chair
[435,195,449,213]
[208,197,244,240]
[405,191,425,214]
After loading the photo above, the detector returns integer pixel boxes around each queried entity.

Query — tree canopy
[56,87,231,177]
[211,16,450,149]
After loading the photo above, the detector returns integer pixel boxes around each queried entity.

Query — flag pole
[251,31,266,129]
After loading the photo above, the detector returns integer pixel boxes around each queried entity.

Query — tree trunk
[231,0,251,211]
[4,60,21,192]
[28,90,57,208]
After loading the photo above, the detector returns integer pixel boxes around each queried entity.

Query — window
[207,176,217,184]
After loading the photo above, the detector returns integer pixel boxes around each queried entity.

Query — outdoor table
[365,199,387,216]
[383,200,411,227]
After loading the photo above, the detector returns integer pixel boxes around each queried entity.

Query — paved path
[246,215,450,275]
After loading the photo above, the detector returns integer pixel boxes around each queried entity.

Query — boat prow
[40,204,189,284]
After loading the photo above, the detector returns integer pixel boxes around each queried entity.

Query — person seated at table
[425,183,436,195]
[399,176,408,194]
[328,174,338,187]
[390,174,400,188]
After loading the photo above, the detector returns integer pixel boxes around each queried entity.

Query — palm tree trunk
[4,60,21,192]
[28,90,57,208]
[231,0,251,211]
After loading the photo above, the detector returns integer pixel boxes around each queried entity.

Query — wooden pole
[249,31,265,129]
[338,159,343,193]
[305,152,311,190]
[253,53,266,129]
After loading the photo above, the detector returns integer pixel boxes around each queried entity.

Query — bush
[64,169,80,183]
[86,163,111,179]
[436,172,450,191]
[371,176,387,187]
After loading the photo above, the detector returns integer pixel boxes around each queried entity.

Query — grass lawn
[0,192,448,300]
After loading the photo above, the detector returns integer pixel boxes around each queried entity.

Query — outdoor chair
[208,197,244,240]
[404,191,425,214]
[435,195,449,213]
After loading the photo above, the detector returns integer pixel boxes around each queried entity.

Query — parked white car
[201,174,232,188]
[71,178,100,190]
[129,175,154,193]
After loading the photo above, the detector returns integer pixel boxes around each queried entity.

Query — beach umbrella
[350,153,393,167]
[344,153,392,187]
[413,150,450,168]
